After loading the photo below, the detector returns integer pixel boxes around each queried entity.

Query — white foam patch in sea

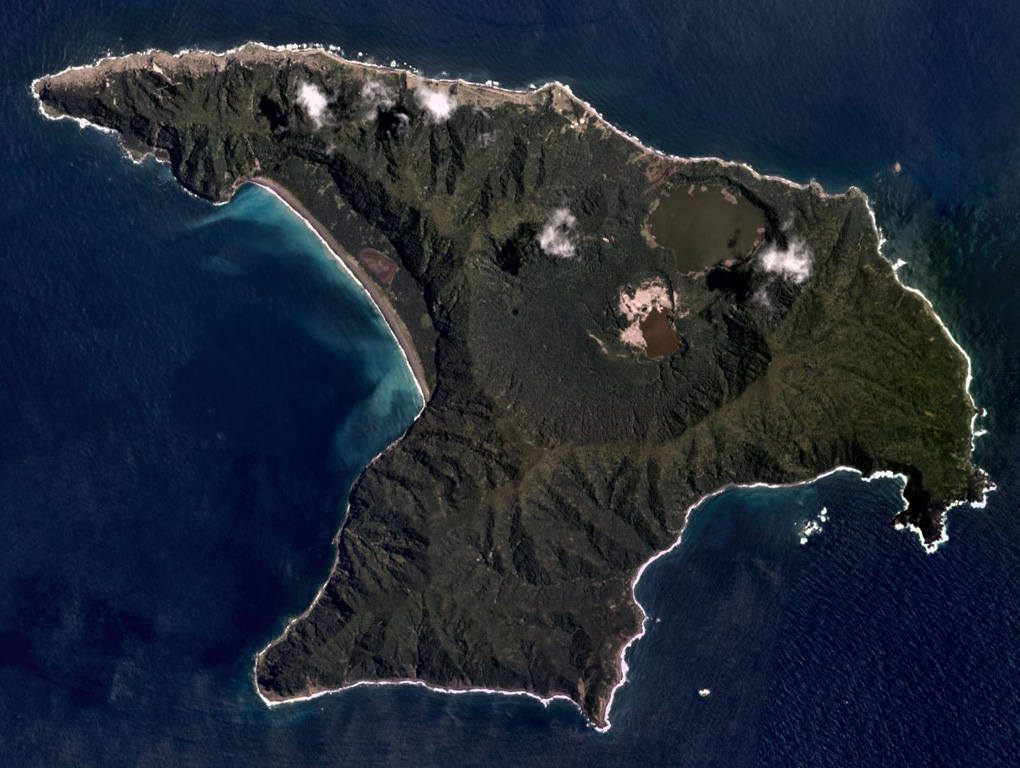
[592,462,992,731]
[799,506,829,545]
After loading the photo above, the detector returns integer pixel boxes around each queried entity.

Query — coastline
[32,42,844,198]
[245,177,431,404]
[31,42,991,732]
[596,462,997,731]
[251,461,994,732]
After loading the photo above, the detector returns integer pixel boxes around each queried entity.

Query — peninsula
[32,43,988,729]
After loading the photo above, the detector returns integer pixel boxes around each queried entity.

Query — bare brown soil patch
[357,247,399,286]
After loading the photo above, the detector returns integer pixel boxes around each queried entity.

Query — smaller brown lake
[640,308,680,359]
[648,184,766,273]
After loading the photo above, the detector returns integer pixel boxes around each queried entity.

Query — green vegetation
[33,44,986,728]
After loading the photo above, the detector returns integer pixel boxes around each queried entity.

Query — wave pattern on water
[3,1,1020,766]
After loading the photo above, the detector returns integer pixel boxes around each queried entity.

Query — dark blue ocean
[3,1,1019,765]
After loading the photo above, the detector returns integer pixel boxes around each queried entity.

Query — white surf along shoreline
[31,40,993,733]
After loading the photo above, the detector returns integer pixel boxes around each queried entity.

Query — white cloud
[751,288,772,309]
[759,238,812,283]
[391,112,411,136]
[296,81,328,127]
[415,86,457,122]
[537,208,578,258]
[361,80,395,115]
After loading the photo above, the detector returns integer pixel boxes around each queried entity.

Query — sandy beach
[248,176,431,402]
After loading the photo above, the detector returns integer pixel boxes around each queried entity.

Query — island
[32,43,989,730]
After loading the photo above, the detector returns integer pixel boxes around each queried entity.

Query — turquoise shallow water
[198,183,423,463]
[2,1,1019,766]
